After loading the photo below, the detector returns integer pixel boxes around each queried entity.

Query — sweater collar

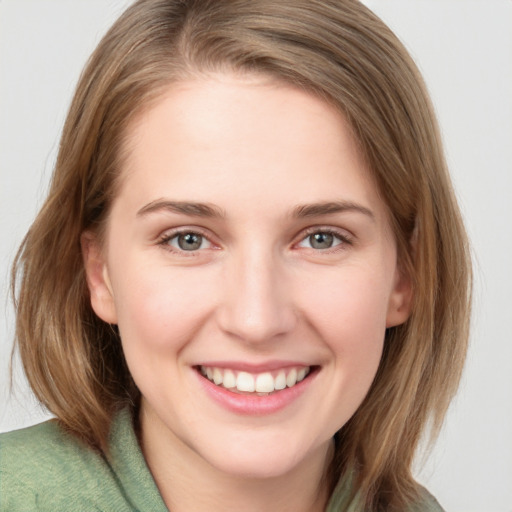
[107,408,169,511]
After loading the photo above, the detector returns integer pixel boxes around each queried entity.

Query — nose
[216,248,297,345]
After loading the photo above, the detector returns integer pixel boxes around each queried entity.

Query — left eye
[167,232,212,251]
[298,231,344,250]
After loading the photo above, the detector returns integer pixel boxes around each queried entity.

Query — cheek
[299,265,392,388]
[302,265,393,342]
[111,260,218,355]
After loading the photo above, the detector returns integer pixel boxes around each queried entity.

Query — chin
[197,431,320,480]
[210,454,301,480]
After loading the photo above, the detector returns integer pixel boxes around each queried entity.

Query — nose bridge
[217,243,296,343]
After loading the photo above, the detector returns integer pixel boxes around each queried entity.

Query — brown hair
[11,0,471,509]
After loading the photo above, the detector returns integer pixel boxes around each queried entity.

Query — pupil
[178,233,202,251]
[310,233,333,249]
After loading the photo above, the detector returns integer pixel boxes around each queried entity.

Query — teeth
[200,366,311,394]
[255,372,274,393]
[286,368,297,388]
[236,372,255,392]
[223,369,236,389]
[213,368,223,385]
[274,371,287,390]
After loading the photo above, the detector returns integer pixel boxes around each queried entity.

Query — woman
[1,1,471,510]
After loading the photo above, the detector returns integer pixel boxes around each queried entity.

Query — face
[83,72,411,480]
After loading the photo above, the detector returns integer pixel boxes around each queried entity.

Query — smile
[199,365,311,395]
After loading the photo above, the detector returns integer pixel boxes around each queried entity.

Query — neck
[139,407,334,512]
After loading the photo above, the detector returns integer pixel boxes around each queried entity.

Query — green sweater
[0,410,443,511]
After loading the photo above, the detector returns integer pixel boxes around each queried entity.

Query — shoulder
[1,418,97,468]
[408,485,445,512]
[327,475,445,512]
[0,419,131,511]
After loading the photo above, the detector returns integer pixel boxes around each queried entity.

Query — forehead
[115,72,385,221]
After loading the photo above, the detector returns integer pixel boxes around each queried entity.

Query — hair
[11,0,471,510]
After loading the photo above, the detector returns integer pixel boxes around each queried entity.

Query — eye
[297,230,349,250]
[162,231,213,252]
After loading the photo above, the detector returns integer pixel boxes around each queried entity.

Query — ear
[385,265,413,328]
[81,231,118,324]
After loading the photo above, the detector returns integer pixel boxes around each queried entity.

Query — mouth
[195,365,316,396]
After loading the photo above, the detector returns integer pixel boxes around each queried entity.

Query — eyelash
[298,227,353,253]
[157,227,215,257]
[157,226,353,256]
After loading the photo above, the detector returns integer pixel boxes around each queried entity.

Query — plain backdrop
[1,2,511,511]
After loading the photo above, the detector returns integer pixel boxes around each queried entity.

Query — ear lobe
[386,267,413,328]
[81,231,118,324]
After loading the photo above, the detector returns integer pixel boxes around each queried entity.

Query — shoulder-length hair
[12,0,471,509]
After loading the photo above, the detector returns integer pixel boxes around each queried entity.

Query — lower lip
[195,368,317,416]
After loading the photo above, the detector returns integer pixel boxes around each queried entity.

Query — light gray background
[1,1,511,511]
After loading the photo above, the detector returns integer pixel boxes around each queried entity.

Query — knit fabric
[0,409,167,511]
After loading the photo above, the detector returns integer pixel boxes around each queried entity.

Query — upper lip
[195,360,314,373]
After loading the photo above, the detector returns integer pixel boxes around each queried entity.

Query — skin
[83,72,412,512]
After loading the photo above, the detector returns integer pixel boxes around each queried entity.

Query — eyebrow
[136,199,374,221]
[137,200,225,218]
[292,201,375,221]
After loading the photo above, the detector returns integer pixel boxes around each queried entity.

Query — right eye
[296,228,351,252]
[160,231,214,252]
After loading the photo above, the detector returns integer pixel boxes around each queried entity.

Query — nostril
[214,257,298,344]
[215,300,297,344]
